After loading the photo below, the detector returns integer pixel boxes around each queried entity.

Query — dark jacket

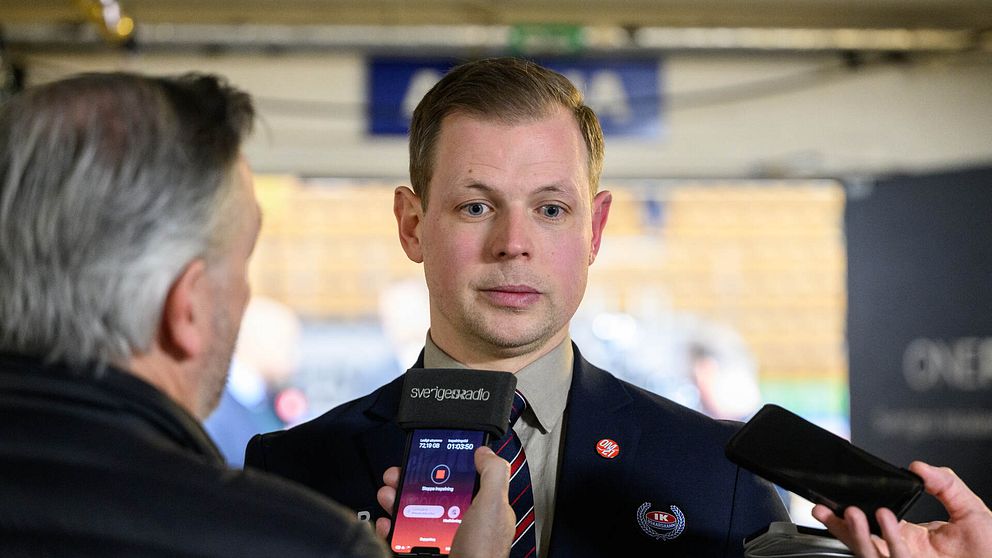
[0,354,387,558]
[246,344,789,557]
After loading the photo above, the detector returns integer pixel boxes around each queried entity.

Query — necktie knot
[509,390,528,427]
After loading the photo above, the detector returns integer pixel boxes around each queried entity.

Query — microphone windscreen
[397,368,516,438]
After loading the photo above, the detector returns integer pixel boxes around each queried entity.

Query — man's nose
[489,208,532,260]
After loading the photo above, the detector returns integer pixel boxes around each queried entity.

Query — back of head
[0,72,254,370]
[408,57,604,206]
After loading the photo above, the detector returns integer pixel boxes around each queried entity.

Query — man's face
[400,109,611,365]
[200,157,262,416]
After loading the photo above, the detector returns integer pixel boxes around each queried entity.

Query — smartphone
[388,429,490,556]
[726,404,924,534]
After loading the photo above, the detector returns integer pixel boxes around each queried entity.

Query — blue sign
[368,57,663,138]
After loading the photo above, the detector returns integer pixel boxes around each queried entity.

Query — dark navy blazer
[246,344,789,557]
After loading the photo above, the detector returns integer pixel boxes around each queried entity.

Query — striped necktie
[491,390,537,558]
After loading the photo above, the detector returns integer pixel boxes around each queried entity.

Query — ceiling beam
[3,0,992,30]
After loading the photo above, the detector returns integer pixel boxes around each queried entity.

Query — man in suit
[246,57,789,557]
[0,71,511,558]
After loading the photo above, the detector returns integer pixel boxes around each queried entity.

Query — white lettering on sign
[409,386,491,401]
[903,337,992,391]
[872,408,992,440]
[403,69,443,119]
[564,70,632,124]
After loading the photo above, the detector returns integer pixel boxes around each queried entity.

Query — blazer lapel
[548,348,641,557]
[356,354,426,489]
[357,374,407,487]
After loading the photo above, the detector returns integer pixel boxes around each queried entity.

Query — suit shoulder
[245,375,403,476]
[266,375,402,441]
[186,462,389,557]
[602,369,742,444]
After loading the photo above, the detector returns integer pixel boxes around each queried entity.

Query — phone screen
[390,429,487,555]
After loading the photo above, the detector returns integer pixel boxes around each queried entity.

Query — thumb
[474,446,511,505]
[911,461,985,522]
[449,446,513,558]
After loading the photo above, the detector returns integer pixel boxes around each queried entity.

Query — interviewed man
[246,57,789,557]
[0,72,511,557]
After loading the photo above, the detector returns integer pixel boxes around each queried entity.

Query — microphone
[397,368,517,438]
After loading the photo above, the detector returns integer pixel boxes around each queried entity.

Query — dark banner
[847,166,992,521]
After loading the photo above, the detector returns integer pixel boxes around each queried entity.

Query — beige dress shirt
[424,335,573,558]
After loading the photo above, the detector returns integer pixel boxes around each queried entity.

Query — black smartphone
[388,428,490,556]
[726,404,924,534]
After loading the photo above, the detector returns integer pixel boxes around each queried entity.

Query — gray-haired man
[0,72,511,557]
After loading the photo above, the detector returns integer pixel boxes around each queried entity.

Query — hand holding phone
[379,444,514,558]
[387,429,489,555]
[726,404,924,534]
[388,368,517,556]
[813,461,992,558]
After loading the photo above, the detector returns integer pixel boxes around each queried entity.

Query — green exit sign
[509,24,585,55]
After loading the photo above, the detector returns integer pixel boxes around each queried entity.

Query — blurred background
[3,0,990,525]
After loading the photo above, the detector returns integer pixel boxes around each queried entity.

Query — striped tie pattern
[491,390,537,558]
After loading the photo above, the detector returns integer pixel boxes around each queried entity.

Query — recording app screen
[391,429,485,554]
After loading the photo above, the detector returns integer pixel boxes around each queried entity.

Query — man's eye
[463,203,489,216]
[540,205,564,219]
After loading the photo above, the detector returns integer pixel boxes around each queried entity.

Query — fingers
[376,466,401,518]
[813,504,885,558]
[383,466,401,489]
[375,466,401,542]
[375,517,392,540]
[875,508,908,558]
[842,506,887,558]
[376,484,397,520]
[909,461,983,522]
[812,504,845,534]
[812,504,856,544]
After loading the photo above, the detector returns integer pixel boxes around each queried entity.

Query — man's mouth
[480,285,541,308]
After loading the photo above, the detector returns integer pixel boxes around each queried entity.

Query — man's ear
[159,259,209,361]
[394,185,425,264]
[589,190,613,265]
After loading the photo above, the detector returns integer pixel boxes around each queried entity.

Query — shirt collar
[423,334,573,434]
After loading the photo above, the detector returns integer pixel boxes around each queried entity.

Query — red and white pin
[596,438,620,459]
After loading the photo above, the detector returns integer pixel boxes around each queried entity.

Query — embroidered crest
[636,502,685,541]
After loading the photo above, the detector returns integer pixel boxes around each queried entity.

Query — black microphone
[397,368,517,438]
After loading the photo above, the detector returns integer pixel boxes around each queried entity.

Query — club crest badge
[636,502,685,541]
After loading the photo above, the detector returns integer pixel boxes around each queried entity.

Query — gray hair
[0,72,254,369]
